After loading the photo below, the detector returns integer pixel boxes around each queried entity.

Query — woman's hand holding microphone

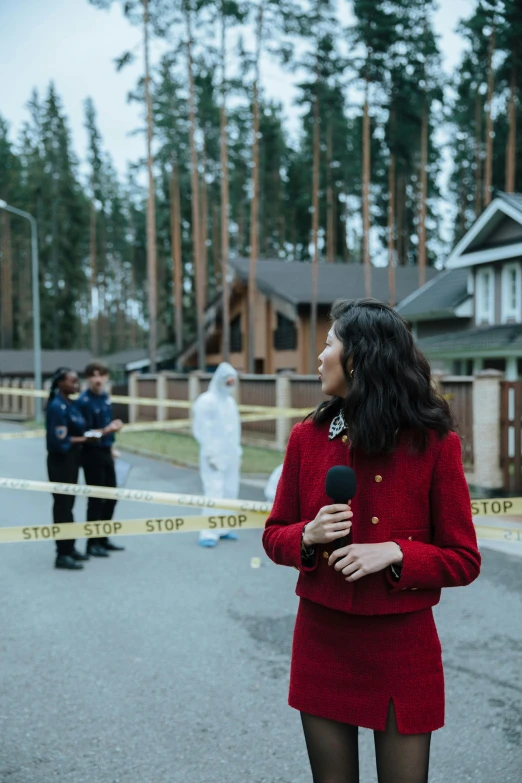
[302,505,403,582]
[302,504,353,547]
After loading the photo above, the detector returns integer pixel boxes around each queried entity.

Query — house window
[475,267,495,325]
[230,315,242,352]
[274,313,297,350]
[501,262,522,323]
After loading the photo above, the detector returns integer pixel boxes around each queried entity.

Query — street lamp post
[0,200,42,423]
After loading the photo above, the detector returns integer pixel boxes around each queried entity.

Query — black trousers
[47,448,82,556]
[82,447,117,547]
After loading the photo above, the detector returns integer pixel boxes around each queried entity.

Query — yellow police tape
[0,512,263,543]
[0,516,520,544]
[0,386,311,417]
[0,409,298,441]
[0,476,520,543]
[0,476,271,515]
[1,475,521,518]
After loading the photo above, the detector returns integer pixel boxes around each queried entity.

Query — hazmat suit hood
[207,362,238,398]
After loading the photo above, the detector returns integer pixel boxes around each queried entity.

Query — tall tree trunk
[291,210,297,260]
[506,61,517,193]
[200,140,208,306]
[219,1,230,362]
[326,120,335,262]
[116,268,126,352]
[170,163,183,357]
[89,200,98,354]
[186,5,205,369]
[1,212,13,348]
[219,109,230,358]
[143,0,157,371]
[237,205,245,256]
[99,218,109,354]
[248,1,263,374]
[15,238,30,346]
[418,101,428,287]
[212,202,220,290]
[51,191,59,347]
[388,151,396,307]
[362,74,371,296]
[474,91,483,217]
[309,88,320,374]
[483,27,495,207]
[343,195,350,262]
[130,264,138,348]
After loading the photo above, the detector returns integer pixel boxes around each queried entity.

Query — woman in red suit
[263,299,481,783]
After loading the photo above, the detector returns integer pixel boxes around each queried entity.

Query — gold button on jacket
[323,551,329,559]
[341,435,348,443]
[375,475,383,483]
[371,516,379,525]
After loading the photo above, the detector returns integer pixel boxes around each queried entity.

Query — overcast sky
[1,0,474,179]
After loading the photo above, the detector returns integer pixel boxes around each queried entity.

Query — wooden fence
[0,372,478,469]
[438,376,474,467]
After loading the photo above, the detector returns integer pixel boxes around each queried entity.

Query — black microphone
[325,466,356,550]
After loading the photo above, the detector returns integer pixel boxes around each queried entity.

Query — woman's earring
[350,369,354,379]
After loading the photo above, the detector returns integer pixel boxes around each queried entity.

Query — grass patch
[118,430,284,475]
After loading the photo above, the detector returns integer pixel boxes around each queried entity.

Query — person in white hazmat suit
[192,362,242,547]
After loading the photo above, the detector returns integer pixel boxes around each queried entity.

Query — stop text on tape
[0,512,264,544]
[470,498,520,516]
[0,516,520,544]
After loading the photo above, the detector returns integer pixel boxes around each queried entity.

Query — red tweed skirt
[289,598,444,734]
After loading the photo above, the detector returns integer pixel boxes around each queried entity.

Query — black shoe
[104,540,125,552]
[86,545,110,557]
[71,550,90,562]
[55,555,84,570]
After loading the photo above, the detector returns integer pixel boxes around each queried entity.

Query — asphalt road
[0,422,521,782]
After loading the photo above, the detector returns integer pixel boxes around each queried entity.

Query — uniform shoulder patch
[55,426,68,440]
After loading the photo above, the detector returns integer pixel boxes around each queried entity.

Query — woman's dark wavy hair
[47,367,73,405]
[314,298,454,455]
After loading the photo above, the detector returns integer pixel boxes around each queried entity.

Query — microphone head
[325,466,357,505]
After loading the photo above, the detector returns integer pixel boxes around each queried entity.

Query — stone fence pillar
[156,372,167,423]
[275,373,292,451]
[128,372,138,424]
[188,372,201,419]
[472,370,503,493]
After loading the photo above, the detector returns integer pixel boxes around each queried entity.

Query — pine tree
[23,84,89,349]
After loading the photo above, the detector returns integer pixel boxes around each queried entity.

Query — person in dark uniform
[46,368,92,571]
[77,361,124,558]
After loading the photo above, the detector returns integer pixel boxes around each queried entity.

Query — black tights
[301,701,431,783]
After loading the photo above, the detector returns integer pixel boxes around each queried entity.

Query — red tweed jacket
[262,418,481,615]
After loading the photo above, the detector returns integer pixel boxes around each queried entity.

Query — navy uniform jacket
[46,395,86,454]
[77,389,115,448]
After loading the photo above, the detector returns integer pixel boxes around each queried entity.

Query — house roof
[102,348,150,369]
[417,323,522,357]
[395,267,471,321]
[447,192,522,268]
[229,258,438,307]
[498,192,522,213]
[0,350,94,376]
[121,345,179,372]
